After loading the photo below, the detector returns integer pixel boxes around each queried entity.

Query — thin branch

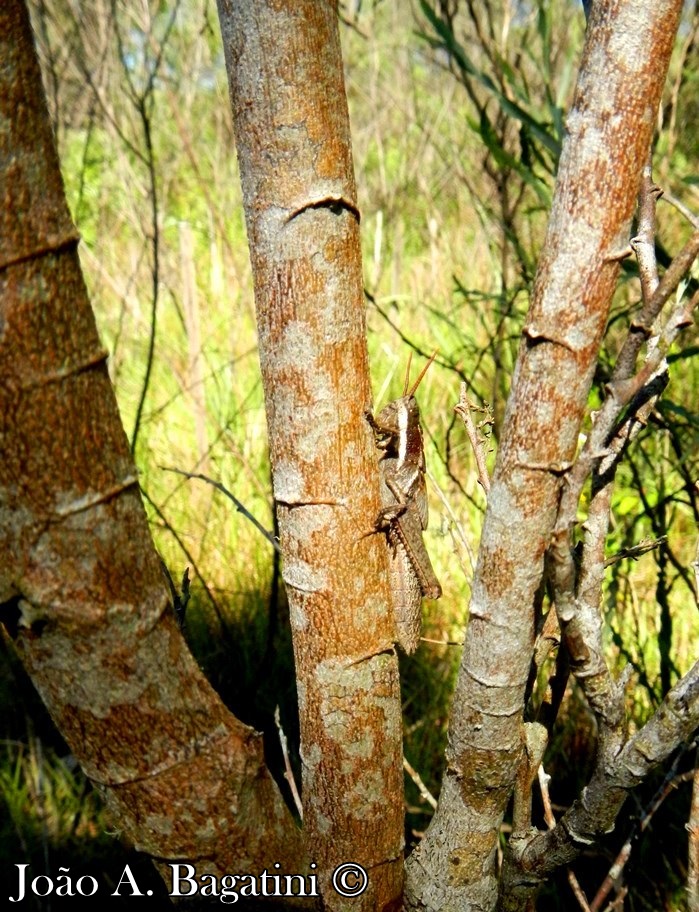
[605,288,696,407]
[161,466,281,553]
[364,289,475,389]
[419,635,463,647]
[160,561,190,630]
[557,232,699,534]
[426,466,475,575]
[518,662,699,879]
[603,536,667,568]
[538,765,592,912]
[454,383,492,494]
[661,191,699,230]
[574,370,669,624]
[124,0,181,453]
[130,96,160,454]
[274,706,303,820]
[590,746,696,912]
[338,8,369,40]
[603,885,628,911]
[689,746,699,912]
[630,156,661,302]
[403,756,438,810]
[616,226,699,381]
[553,283,696,657]
[139,487,224,620]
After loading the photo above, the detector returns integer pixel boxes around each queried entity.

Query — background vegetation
[1,0,697,908]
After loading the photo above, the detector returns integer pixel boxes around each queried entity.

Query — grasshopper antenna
[403,351,413,396]
[407,350,438,398]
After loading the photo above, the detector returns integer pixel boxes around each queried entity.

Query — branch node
[522,324,576,352]
[285,195,360,224]
[603,244,633,263]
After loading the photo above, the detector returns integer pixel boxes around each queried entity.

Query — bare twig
[661,191,699,230]
[571,280,695,631]
[559,283,697,545]
[537,765,556,829]
[337,5,369,40]
[364,289,477,391]
[160,561,190,630]
[553,282,695,668]
[426,467,475,575]
[603,536,667,568]
[161,466,281,553]
[517,661,699,887]
[274,706,303,820]
[617,227,699,380]
[557,231,699,542]
[139,487,225,621]
[454,383,492,494]
[129,97,160,454]
[419,635,463,647]
[568,873,594,912]
[125,4,183,453]
[403,755,438,810]
[689,746,699,912]
[590,746,696,912]
[630,157,661,302]
[538,765,591,912]
[606,289,696,406]
[604,885,628,911]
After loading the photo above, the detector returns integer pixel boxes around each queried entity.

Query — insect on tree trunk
[366,352,442,653]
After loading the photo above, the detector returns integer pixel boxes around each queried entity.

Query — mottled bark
[514,661,699,877]
[0,0,304,893]
[216,2,405,911]
[405,2,684,910]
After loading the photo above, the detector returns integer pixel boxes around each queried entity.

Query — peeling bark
[216,2,405,910]
[0,0,304,892]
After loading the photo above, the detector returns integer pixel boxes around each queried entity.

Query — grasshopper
[366,352,442,653]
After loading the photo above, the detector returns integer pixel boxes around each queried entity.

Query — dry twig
[538,765,591,912]
[161,465,281,553]
[689,747,699,912]
[274,706,303,820]
[403,756,438,810]
[454,383,493,494]
[590,748,696,912]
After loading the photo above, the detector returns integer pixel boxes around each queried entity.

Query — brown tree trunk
[405,2,685,910]
[216,2,405,909]
[0,0,304,893]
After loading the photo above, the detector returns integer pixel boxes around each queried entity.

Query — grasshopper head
[372,351,436,458]
[372,395,419,455]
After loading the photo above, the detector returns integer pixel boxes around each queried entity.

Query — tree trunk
[0,0,304,892]
[216,2,405,909]
[405,2,685,909]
